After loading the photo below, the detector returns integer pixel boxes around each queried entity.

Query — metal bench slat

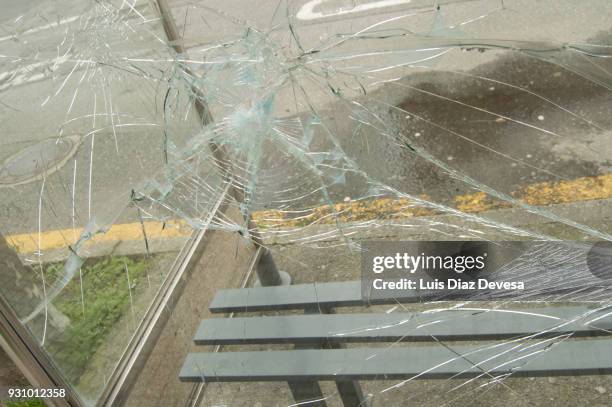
[208,280,609,312]
[194,306,612,345]
[180,338,612,382]
[210,281,363,313]
[210,280,416,312]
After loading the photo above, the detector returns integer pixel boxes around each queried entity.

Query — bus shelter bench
[180,281,612,407]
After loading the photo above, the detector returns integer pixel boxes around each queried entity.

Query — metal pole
[254,247,291,286]
[154,0,289,286]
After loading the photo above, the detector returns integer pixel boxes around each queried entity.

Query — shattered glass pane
[1,0,611,405]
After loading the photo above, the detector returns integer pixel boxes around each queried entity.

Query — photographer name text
[372,278,525,291]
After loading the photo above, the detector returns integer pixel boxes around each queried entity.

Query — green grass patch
[5,400,46,407]
[42,255,149,383]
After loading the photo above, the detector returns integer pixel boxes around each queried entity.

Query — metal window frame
[0,236,82,407]
[95,187,228,406]
[0,185,227,407]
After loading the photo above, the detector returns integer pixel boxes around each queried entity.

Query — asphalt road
[0,0,611,236]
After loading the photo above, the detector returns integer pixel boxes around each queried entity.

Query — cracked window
[0,0,611,406]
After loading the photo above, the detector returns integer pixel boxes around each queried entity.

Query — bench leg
[254,248,292,286]
[287,380,328,406]
[321,308,368,407]
[321,308,371,407]
[336,379,370,407]
[287,307,369,407]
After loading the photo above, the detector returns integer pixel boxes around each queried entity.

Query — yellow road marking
[253,173,612,227]
[517,174,612,206]
[6,220,191,254]
[6,173,612,253]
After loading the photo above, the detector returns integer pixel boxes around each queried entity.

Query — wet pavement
[253,41,612,213]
